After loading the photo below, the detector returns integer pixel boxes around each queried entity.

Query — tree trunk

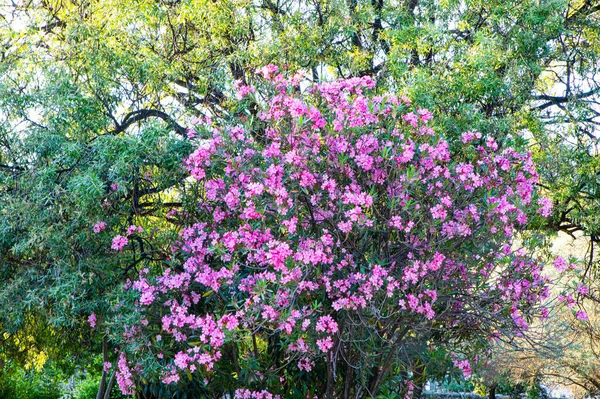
[96,338,108,399]
[103,370,117,399]
[0,357,4,387]
[412,361,426,399]
[326,355,335,399]
[489,383,497,399]
[342,343,354,399]
[365,327,410,398]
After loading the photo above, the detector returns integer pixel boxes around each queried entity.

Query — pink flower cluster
[111,235,128,251]
[93,221,106,233]
[235,389,281,399]
[117,352,135,395]
[233,80,256,100]
[126,224,143,235]
[576,310,589,321]
[452,356,472,378]
[88,313,97,328]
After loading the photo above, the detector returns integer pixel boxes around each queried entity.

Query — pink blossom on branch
[554,256,568,272]
[111,235,128,251]
[93,221,106,233]
[576,310,589,321]
[537,197,553,217]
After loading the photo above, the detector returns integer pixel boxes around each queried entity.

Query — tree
[105,70,552,398]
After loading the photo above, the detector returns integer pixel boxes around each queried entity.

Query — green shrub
[0,362,61,399]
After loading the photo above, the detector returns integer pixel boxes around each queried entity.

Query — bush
[0,362,61,399]
[108,67,552,398]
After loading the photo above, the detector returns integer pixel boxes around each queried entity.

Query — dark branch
[532,87,600,111]
[0,163,24,171]
[113,109,186,136]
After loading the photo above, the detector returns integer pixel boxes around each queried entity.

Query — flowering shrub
[112,66,551,397]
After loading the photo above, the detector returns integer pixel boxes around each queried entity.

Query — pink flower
[308,107,326,129]
[282,217,298,234]
[186,128,196,139]
[224,187,241,209]
[461,131,481,143]
[301,319,311,331]
[430,204,447,220]
[577,284,589,295]
[116,353,135,395]
[126,225,143,235]
[93,221,107,233]
[406,294,418,311]
[111,235,129,251]
[245,182,264,197]
[88,313,97,328]
[220,314,239,330]
[402,112,419,127]
[576,310,589,321]
[298,357,315,372]
[233,80,256,100]
[456,359,472,378]
[554,256,567,272]
[537,197,553,217]
[256,64,279,79]
[316,336,334,352]
[315,315,339,334]
[338,221,352,233]
[162,371,180,384]
[417,108,433,122]
[389,216,404,229]
[288,98,308,117]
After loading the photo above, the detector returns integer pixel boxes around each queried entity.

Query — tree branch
[113,109,186,136]
[532,87,600,112]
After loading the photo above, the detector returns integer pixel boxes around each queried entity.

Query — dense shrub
[108,68,551,398]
